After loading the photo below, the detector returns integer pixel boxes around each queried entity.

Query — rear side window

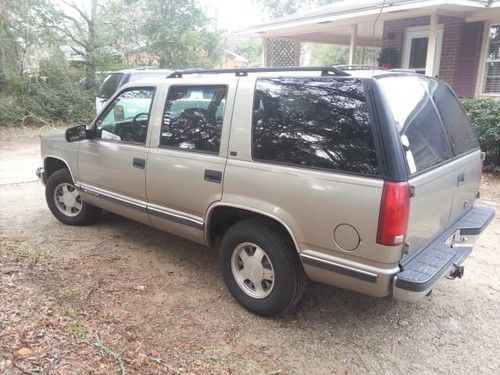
[160,85,227,153]
[429,80,479,155]
[252,78,379,175]
[97,73,124,99]
[377,76,453,174]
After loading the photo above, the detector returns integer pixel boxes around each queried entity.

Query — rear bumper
[393,206,495,302]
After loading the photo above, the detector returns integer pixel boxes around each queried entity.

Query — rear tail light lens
[376,181,410,246]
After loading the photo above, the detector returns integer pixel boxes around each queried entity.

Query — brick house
[242,0,500,97]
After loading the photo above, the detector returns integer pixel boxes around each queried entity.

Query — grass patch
[66,320,88,340]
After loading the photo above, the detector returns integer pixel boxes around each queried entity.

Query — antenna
[372,0,387,73]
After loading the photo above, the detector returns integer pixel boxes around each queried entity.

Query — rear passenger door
[146,80,236,243]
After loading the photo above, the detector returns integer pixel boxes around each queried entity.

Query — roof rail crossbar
[166,66,350,78]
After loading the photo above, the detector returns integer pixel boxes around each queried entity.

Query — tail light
[376,182,410,246]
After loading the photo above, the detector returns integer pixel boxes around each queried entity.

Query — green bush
[0,58,95,127]
[0,96,24,126]
[462,98,500,172]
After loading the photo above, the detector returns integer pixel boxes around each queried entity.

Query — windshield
[97,73,124,99]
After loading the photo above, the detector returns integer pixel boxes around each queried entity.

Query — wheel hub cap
[53,182,82,217]
[231,242,275,299]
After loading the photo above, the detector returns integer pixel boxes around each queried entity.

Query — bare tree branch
[61,13,85,33]
[61,0,90,24]
[50,24,88,50]
[69,45,85,55]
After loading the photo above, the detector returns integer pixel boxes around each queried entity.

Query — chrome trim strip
[148,206,204,230]
[76,183,203,229]
[300,254,378,283]
[76,182,147,212]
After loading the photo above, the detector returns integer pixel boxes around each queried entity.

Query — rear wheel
[45,169,101,226]
[219,218,308,316]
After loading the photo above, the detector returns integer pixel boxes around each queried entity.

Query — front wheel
[45,169,101,226]
[219,218,308,316]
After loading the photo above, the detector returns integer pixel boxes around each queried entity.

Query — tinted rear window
[377,76,454,174]
[97,73,124,99]
[252,78,379,176]
[428,80,479,155]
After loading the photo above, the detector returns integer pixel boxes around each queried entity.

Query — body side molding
[301,253,379,283]
[76,183,203,229]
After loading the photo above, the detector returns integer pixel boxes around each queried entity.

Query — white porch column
[262,37,269,67]
[425,13,438,76]
[348,24,358,65]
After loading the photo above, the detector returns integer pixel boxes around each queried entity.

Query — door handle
[457,172,465,186]
[133,158,146,169]
[204,169,222,183]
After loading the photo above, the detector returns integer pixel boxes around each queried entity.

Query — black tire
[45,169,101,226]
[219,218,308,317]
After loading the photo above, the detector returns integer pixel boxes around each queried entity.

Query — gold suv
[37,67,495,316]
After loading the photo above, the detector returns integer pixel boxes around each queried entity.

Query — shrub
[377,48,399,69]
[462,98,500,172]
[0,57,95,127]
[0,96,24,126]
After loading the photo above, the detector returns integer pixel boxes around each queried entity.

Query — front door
[146,81,236,244]
[77,87,156,224]
[402,27,444,75]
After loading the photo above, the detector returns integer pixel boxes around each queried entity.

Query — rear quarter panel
[222,77,401,267]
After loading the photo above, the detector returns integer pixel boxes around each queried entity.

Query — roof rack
[335,64,382,71]
[166,66,350,78]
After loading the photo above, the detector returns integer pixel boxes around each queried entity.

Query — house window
[484,25,500,94]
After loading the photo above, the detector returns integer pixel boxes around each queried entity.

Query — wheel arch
[205,203,300,253]
[44,156,75,182]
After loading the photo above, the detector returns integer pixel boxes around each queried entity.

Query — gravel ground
[0,126,499,374]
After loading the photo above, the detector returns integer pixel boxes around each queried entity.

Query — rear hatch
[377,75,482,259]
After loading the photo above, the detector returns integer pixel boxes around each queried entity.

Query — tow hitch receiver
[448,265,464,280]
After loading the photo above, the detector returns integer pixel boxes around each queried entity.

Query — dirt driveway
[1,126,499,374]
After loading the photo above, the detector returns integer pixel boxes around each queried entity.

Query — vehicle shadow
[95,212,426,326]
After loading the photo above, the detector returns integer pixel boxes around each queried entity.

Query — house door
[402,27,444,75]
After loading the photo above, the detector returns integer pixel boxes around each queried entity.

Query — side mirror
[65,124,88,142]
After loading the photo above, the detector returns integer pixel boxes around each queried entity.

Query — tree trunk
[84,0,98,92]
[0,2,7,87]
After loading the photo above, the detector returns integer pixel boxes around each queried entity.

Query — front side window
[484,25,500,94]
[377,76,453,174]
[95,88,155,144]
[160,85,227,153]
[252,78,379,175]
